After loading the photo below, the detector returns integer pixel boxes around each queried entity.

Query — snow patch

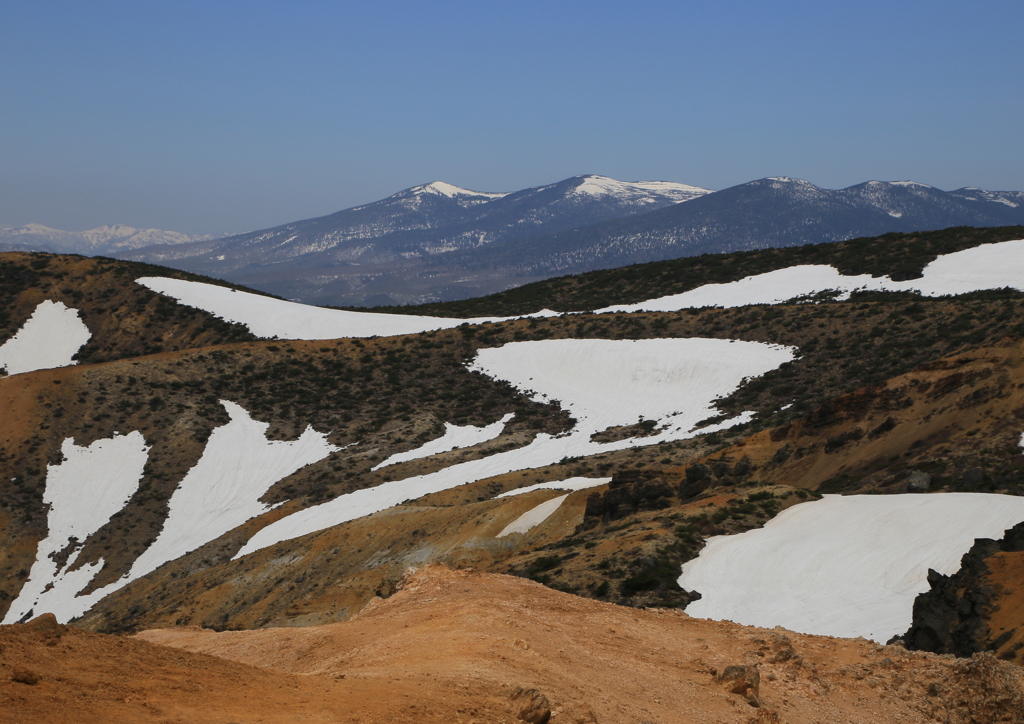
[599,239,1024,313]
[0,300,91,375]
[678,493,1024,642]
[573,175,709,201]
[496,476,611,498]
[136,278,547,340]
[235,338,793,558]
[2,432,149,624]
[112,401,338,588]
[414,181,507,200]
[372,413,514,470]
[497,494,569,537]
[6,402,338,623]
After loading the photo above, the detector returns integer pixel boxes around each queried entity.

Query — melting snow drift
[0,300,91,376]
[3,432,149,624]
[497,494,570,537]
[136,277,552,340]
[372,413,514,471]
[598,239,1024,313]
[235,338,793,558]
[678,493,1024,642]
[5,402,337,624]
[495,476,612,498]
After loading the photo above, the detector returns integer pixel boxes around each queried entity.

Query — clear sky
[2,0,1022,234]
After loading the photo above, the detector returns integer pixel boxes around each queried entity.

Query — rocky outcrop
[902,521,1024,662]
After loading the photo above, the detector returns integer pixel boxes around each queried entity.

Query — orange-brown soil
[129,565,1024,724]
[985,551,1024,663]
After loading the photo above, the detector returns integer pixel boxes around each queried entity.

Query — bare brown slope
[673,337,1024,498]
[0,614,379,724]
[138,565,1024,724]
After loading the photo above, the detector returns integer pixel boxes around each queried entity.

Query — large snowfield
[235,338,793,558]
[678,493,1024,642]
[0,300,91,376]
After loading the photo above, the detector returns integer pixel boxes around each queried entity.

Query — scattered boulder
[11,667,39,685]
[716,664,760,706]
[509,687,552,724]
[907,470,932,493]
[771,445,792,464]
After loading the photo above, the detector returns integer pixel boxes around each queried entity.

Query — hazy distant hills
[21,175,1024,306]
[112,175,709,303]
[476,178,1024,277]
[0,223,222,255]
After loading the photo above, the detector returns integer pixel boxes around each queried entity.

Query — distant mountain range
[110,175,710,305]
[459,178,1024,278]
[0,223,222,255]
[13,175,1024,306]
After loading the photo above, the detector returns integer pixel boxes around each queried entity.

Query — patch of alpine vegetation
[384,225,1024,316]
[503,471,815,610]
[0,253,259,366]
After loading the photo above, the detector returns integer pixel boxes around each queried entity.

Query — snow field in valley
[0,300,91,376]
[235,338,794,558]
[497,494,570,538]
[677,493,1024,642]
[597,238,1024,313]
[3,432,149,624]
[372,413,514,471]
[6,402,337,624]
[136,277,556,340]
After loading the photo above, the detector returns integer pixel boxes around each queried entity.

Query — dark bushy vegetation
[367,226,1024,317]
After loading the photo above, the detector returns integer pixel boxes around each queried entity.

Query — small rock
[12,668,39,685]
[716,665,760,707]
[510,687,552,724]
[26,612,66,640]
[907,470,931,492]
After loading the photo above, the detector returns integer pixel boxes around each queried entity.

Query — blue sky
[2,1,1022,234]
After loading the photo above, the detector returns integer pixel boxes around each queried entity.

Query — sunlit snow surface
[111,401,338,588]
[235,338,794,558]
[678,494,1024,642]
[495,476,611,498]
[0,300,91,375]
[497,494,569,537]
[136,277,556,340]
[372,413,514,471]
[598,239,1024,313]
[2,433,149,624]
[5,402,337,624]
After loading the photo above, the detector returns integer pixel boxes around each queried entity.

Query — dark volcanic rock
[902,521,1024,657]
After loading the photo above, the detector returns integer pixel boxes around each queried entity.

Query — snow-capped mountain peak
[570,175,710,204]
[412,181,508,200]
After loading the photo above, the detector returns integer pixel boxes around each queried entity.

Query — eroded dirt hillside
[129,565,1024,724]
